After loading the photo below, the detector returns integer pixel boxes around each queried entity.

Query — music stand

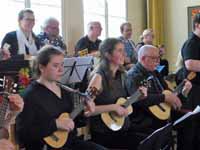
[60,56,94,84]
[138,106,200,150]
[137,123,173,150]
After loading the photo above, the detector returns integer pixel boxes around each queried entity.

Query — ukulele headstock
[140,79,151,88]
[187,72,196,81]
[0,76,17,95]
[86,86,100,99]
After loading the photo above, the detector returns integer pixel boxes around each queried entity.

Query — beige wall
[163,0,200,72]
[62,0,147,55]
[62,0,84,55]
[127,0,147,43]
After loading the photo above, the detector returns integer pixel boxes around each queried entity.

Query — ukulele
[43,87,98,149]
[101,81,147,131]
[148,72,196,120]
[0,76,16,139]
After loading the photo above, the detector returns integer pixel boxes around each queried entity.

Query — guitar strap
[150,73,164,93]
[121,72,129,96]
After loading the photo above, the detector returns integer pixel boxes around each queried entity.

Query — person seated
[0,94,24,150]
[75,21,102,57]
[126,45,191,148]
[15,45,107,150]
[136,29,154,52]
[158,44,169,78]
[1,8,40,60]
[37,17,67,52]
[86,38,147,149]
[119,22,137,69]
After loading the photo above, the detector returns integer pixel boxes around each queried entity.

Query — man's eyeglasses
[145,55,160,62]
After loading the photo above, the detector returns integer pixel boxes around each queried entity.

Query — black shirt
[181,32,200,108]
[75,35,101,55]
[16,81,76,150]
[181,32,200,85]
[159,58,169,78]
[126,62,166,131]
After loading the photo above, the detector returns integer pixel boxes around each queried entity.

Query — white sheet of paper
[173,105,200,126]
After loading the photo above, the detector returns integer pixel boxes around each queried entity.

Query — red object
[0,95,3,104]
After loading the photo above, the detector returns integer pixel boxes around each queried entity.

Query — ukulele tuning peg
[14,83,18,88]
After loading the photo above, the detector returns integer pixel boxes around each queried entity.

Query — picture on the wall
[188,6,200,35]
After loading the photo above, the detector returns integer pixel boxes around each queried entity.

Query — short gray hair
[138,45,157,62]
[87,21,101,32]
[42,17,59,29]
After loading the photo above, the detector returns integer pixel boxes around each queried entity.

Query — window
[0,0,62,43]
[30,0,62,34]
[83,0,127,39]
[0,0,25,42]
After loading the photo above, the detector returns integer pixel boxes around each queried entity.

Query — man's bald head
[138,45,159,62]
[138,45,160,71]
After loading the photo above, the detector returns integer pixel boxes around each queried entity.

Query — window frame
[83,0,128,39]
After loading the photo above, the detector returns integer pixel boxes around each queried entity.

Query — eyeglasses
[23,18,35,22]
[145,55,160,62]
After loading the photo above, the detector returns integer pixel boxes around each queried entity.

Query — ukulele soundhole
[158,104,166,112]
[109,112,118,122]
[50,134,59,141]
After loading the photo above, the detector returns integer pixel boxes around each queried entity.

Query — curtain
[147,0,164,46]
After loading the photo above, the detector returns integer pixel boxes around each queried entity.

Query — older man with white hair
[37,17,66,51]
[125,45,192,149]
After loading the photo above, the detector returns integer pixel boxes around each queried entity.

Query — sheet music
[173,105,200,126]
[60,56,93,84]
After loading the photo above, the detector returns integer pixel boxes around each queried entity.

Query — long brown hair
[95,38,125,87]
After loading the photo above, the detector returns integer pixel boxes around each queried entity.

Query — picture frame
[188,6,200,35]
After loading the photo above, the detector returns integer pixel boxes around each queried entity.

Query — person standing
[119,22,137,69]
[179,12,200,150]
[1,9,40,59]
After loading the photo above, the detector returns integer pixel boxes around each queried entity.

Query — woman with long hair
[87,38,146,149]
[16,45,106,150]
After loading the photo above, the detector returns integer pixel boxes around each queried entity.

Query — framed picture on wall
[188,6,200,35]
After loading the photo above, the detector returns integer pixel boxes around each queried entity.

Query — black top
[136,42,145,52]
[90,66,130,133]
[16,81,77,150]
[126,62,166,131]
[159,58,169,78]
[75,35,101,55]
[181,32,200,85]
[1,31,40,59]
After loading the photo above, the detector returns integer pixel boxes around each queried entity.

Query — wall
[127,0,147,44]
[62,0,147,55]
[163,0,200,71]
[62,0,84,55]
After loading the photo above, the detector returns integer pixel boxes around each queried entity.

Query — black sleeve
[182,40,200,61]
[74,38,88,52]
[126,72,165,107]
[16,95,57,143]
[1,32,17,55]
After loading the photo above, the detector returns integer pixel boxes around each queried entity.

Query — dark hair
[18,8,34,21]
[97,38,124,87]
[32,45,64,78]
[193,13,200,30]
[120,22,132,33]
